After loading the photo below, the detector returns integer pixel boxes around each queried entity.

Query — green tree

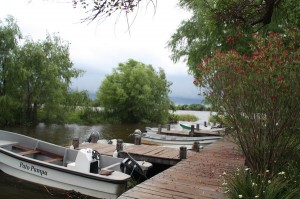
[168,0,300,75]
[0,16,23,125]
[97,59,172,123]
[65,90,91,109]
[17,34,83,125]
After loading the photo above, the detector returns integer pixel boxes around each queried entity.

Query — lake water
[0,111,212,198]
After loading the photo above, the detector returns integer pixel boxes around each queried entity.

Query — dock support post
[192,141,200,152]
[116,139,124,152]
[134,135,141,145]
[72,138,79,149]
[158,124,162,134]
[180,146,187,159]
[204,121,207,127]
[196,124,200,131]
[167,124,171,131]
[189,125,194,137]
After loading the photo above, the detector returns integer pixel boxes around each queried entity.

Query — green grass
[177,114,198,122]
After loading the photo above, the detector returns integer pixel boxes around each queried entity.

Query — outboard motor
[120,156,147,181]
[86,130,100,143]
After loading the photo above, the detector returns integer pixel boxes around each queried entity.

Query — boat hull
[141,132,221,148]
[0,130,129,198]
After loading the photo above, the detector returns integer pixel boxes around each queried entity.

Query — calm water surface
[0,111,211,198]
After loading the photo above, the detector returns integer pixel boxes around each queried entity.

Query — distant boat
[0,130,144,198]
[141,132,222,149]
[180,123,225,131]
[179,123,194,130]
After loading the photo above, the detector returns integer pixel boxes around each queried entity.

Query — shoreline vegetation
[37,103,208,126]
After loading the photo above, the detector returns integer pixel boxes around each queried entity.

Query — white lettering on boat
[19,162,48,176]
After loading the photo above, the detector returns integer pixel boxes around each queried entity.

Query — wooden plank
[36,148,63,159]
[123,186,188,199]
[125,145,162,155]
[44,157,63,163]
[142,179,223,198]
[120,187,174,199]
[13,144,34,151]
[13,144,63,161]
[18,150,41,156]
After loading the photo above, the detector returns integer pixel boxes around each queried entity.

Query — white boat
[141,132,222,148]
[0,130,140,198]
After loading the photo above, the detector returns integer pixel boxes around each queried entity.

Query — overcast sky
[0,0,201,101]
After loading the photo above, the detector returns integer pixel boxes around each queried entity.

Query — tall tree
[17,34,83,125]
[97,59,171,123]
[0,16,22,125]
[168,0,300,75]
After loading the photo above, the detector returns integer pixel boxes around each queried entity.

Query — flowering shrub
[194,31,300,175]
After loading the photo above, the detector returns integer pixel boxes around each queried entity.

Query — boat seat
[44,157,63,163]
[18,150,41,156]
[13,145,63,163]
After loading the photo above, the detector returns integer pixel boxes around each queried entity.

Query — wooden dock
[79,142,191,166]
[118,137,245,199]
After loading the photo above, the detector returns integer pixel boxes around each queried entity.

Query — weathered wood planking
[79,143,116,156]
[118,138,245,199]
[79,142,191,165]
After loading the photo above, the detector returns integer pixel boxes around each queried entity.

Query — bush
[177,114,198,122]
[223,166,300,199]
[195,31,300,175]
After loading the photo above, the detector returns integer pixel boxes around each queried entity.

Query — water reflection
[2,123,151,146]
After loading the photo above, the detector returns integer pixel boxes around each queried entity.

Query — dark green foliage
[168,0,300,78]
[168,113,179,124]
[0,16,83,126]
[97,59,172,123]
[175,103,207,111]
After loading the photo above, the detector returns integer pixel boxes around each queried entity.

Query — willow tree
[0,16,22,125]
[17,34,83,125]
[0,16,83,126]
[97,59,171,123]
[168,0,300,75]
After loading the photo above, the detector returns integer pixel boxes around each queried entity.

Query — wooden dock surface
[79,142,190,165]
[118,138,245,199]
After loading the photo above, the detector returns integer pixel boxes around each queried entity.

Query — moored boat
[179,123,194,130]
[0,130,139,198]
[141,132,222,149]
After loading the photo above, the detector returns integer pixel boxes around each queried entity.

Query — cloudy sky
[0,0,201,101]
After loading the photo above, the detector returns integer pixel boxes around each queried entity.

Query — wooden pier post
[196,124,200,131]
[116,139,124,152]
[189,125,194,137]
[179,146,187,159]
[158,124,162,134]
[204,121,207,127]
[192,141,200,152]
[72,138,79,149]
[134,135,141,145]
[167,124,171,131]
